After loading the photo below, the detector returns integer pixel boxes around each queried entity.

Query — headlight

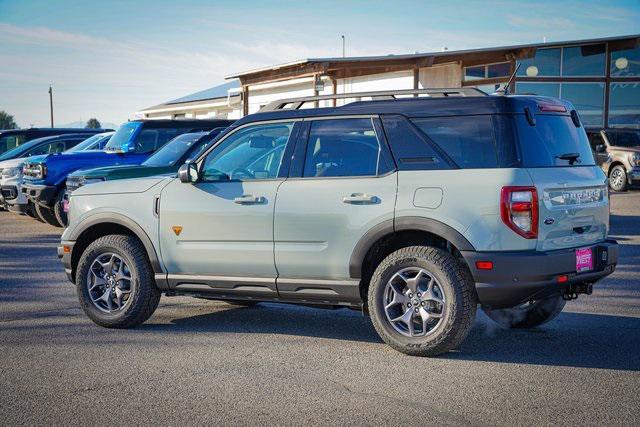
[23,163,46,179]
[630,153,640,167]
[67,176,104,192]
[1,167,21,179]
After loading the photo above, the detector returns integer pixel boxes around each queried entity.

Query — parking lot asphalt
[1,193,639,425]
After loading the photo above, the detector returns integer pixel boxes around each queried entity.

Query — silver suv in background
[587,127,640,192]
[59,89,618,356]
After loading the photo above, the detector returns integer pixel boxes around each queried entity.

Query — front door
[159,121,296,296]
[274,117,397,303]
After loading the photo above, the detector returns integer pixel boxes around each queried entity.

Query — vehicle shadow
[143,302,640,371]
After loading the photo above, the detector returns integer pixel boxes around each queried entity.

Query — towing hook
[562,283,593,301]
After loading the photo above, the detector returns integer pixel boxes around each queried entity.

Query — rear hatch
[514,107,609,251]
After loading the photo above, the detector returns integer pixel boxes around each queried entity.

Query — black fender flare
[349,216,475,278]
[69,212,164,274]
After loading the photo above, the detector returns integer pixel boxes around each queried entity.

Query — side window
[202,122,293,181]
[411,116,499,169]
[29,141,64,156]
[588,132,604,151]
[303,118,381,178]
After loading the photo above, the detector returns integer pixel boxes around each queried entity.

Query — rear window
[515,114,595,167]
[411,116,518,168]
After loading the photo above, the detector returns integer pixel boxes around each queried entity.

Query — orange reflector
[63,245,71,253]
[557,275,569,283]
[475,261,494,270]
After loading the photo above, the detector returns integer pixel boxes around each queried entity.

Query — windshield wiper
[555,152,581,165]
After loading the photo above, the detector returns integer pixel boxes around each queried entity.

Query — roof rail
[260,88,487,112]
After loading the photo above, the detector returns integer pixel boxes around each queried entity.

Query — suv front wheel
[609,165,628,192]
[368,246,477,357]
[76,234,161,328]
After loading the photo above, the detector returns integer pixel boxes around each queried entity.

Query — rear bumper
[461,239,618,308]
[22,183,58,205]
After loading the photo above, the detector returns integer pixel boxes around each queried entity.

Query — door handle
[342,193,379,204]
[234,194,265,205]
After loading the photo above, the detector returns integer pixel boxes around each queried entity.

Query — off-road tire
[609,165,628,192]
[368,246,477,357]
[34,203,61,227]
[76,234,161,328]
[53,188,67,227]
[26,202,38,219]
[482,295,566,329]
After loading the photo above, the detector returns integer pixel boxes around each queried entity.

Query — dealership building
[137,34,639,129]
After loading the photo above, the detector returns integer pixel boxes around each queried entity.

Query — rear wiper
[555,152,581,165]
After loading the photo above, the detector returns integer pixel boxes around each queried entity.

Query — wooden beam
[242,85,249,117]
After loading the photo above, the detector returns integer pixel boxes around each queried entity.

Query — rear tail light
[501,186,538,239]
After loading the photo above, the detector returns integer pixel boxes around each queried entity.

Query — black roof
[232,94,574,127]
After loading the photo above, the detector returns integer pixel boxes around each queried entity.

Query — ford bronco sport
[59,89,618,356]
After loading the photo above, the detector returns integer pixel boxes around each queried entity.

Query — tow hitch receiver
[563,283,593,301]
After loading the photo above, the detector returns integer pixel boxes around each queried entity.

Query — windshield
[607,130,640,148]
[104,122,142,152]
[66,133,110,152]
[0,136,51,161]
[143,132,208,167]
[515,114,596,167]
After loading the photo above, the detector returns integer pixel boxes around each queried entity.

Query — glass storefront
[511,40,639,128]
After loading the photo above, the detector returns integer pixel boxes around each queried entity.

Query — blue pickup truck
[22,119,233,227]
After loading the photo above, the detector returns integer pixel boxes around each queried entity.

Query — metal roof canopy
[226,34,640,86]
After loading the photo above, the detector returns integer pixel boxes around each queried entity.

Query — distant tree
[85,118,101,129]
[0,111,18,129]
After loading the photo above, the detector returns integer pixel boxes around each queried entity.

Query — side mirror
[596,144,606,153]
[178,162,198,183]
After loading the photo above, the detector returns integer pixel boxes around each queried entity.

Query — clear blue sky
[1,0,638,127]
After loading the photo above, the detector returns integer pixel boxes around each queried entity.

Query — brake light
[501,186,538,239]
[475,261,494,270]
[538,103,567,113]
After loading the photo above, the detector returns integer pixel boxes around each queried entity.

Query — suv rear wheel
[481,295,565,329]
[368,246,477,356]
[76,234,161,328]
[609,165,628,192]
[34,203,61,227]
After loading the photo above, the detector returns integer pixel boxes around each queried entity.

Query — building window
[611,45,640,77]
[609,83,640,128]
[561,83,604,127]
[487,62,511,78]
[464,62,510,81]
[517,48,561,77]
[515,82,560,98]
[562,44,605,76]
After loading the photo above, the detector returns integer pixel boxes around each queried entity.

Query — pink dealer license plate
[576,247,594,273]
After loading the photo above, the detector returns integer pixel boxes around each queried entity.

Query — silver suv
[59,89,618,356]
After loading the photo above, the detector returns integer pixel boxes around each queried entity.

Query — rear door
[515,114,609,251]
[273,117,397,303]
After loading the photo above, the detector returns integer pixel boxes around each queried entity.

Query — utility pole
[48,85,54,127]
[341,35,345,58]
